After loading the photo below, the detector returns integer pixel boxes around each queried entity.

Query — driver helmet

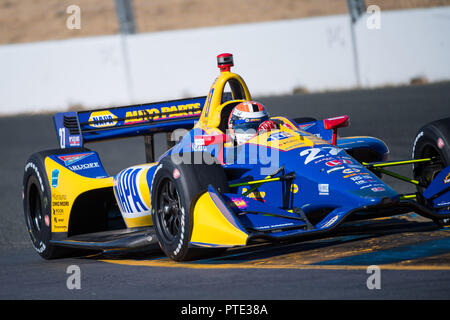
[228,101,269,145]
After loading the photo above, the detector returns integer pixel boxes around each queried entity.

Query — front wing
[189,185,450,249]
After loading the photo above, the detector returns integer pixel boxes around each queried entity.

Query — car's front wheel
[150,152,229,261]
[413,118,450,189]
[412,118,450,226]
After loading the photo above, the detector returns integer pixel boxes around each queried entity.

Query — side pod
[189,186,249,248]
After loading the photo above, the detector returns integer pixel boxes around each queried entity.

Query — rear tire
[23,148,91,259]
[150,152,229,261]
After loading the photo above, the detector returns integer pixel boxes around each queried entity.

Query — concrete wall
[0,36,131,115]
[355,6,450,87]
[0,6,449,115]
[125,15,356,104]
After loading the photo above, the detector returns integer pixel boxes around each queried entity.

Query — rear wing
[54,96,206,161]
[54,96,205,144]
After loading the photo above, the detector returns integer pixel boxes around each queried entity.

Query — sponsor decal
[267,132,293,141]
[231,198,248,209]
[173,168,180,180]
[325,159,352,167]
[371,187,385,192]
[444,173,450,184]
[350,175,375,183]
[58,153,92,166]
[53,215,65,225]
[342,168,360,174]
[53,207,64,215]
[290,184,299,194]
[326,166,345,174]
[194,137,205,146]
[88,111,118,128]
[318,183,329,195]
[69,135,81,147]
[68,162,100,171]
[192,144,207,152]
[51,169,59,188]
[242,188,266,202]
[256,223,294,230]
[124,103,202,125]
[192,136,210,152]
[52,194,69,207]
[300,146,342,165]
[114,167,150,215]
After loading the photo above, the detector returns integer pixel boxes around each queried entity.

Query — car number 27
[299,147,342,165]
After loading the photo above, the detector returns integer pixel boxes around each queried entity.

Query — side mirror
[323,115,349,145]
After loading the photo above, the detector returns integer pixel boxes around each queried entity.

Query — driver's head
[228,101,269,145]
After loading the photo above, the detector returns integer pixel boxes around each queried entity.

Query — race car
[22,53,450,261]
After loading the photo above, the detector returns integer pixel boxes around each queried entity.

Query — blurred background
[1,0,448,44]
[0,0,449,114]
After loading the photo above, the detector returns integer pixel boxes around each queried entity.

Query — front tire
[150,152,229,261]
[412,118,450,226]
[412,118,450,190]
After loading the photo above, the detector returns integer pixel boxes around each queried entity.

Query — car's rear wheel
[23,148,92,259]
[23,153,67,259]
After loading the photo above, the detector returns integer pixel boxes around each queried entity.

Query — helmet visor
[232,116,268,132]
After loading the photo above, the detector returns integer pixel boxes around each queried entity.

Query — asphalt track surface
[1,82,450,301]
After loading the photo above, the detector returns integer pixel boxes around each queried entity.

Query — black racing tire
[412,118,450,226]
[412,118,450,190]
[150,152,229,261]
[23,148,90,259]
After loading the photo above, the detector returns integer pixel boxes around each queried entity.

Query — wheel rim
[28,183,42,234]
[416,144,445,187]
[156,178,182,242]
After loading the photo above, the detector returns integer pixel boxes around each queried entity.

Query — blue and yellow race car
[23,53,450,261]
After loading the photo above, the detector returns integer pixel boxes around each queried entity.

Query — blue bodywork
[53,99,450,243]
[162,121,411,240]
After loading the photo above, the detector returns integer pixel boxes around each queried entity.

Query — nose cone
[282,147,398,209]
